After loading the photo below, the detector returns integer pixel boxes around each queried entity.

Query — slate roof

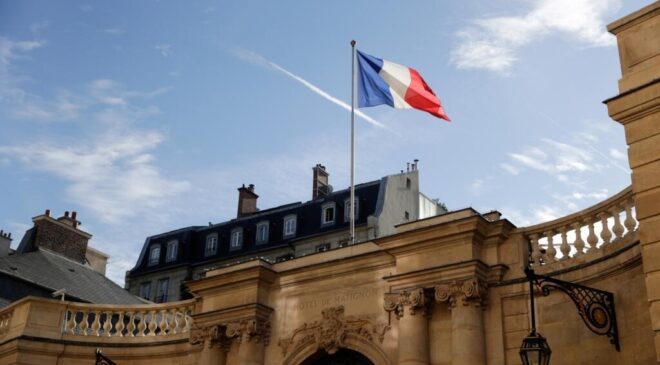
[129,179,383,275]
[0,248,144,305]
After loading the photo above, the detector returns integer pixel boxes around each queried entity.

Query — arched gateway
[300,349,373,365]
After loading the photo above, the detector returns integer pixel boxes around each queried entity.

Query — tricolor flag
[357,51,450,121]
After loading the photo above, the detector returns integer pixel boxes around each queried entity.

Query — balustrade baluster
[611,207,624,239]
[65,310,76,335]
[115,312,125,337]
[103,311,112,336]
[544,231,557,263]
[126,311,136,337]
[559,227,570,260]
[587,219,599,249]
[136,311,147,336]
[573,222,585,256]
[600,212,613,245]
[91,310,101,336]
[147,310,157,336]
[529,234,542,266]
[79,312,89,335]
[158,309,168,335]
[624,199,636,233]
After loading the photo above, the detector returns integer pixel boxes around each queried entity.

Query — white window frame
[321,202,336,225]
[344,198,359,222]
[256,221,269,245]
[230,228,243,250]
[149,245,161,266]
[165,240,178,262]
[205,234,218,257]
[283,215,297,238]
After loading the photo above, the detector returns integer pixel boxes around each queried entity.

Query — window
[256,221,269,245]
[405,211,410,220]
[149,245,160,266]
[344,198,359,222]
[139,282,151,300]
[205,234,218,256]
[406,178,411,189]
[156,278,169,303]
[166,240,178,262]
[283,215,297,237]
[322,203,335,225]
[230,228,243,250]
[316,243,331,252]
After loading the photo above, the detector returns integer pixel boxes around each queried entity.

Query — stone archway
[300,348,374,365]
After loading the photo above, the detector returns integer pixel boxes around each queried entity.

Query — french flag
[357,50,450,121]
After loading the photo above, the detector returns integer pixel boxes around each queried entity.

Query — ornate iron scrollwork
[525,269,620,352]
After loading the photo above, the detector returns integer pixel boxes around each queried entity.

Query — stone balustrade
[523,186,637,268]
[63,300,194,338]
[0,296,195,346]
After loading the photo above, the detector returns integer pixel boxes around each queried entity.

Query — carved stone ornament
[435,278,488,308]
[278,305,390,357]
[225,318,271,345]
[189,323,231,350]
[383,287,432,318]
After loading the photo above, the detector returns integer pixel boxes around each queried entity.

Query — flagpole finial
[351,40,356,47]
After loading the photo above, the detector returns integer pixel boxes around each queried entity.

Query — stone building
[0,3,657,364]
[126,164,447,303]
[0,210,142,306]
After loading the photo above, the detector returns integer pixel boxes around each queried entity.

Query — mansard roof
[129,179,382,275]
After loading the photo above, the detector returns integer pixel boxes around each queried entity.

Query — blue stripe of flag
[357,51,394,108]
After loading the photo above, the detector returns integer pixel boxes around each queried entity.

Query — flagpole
[350,40,356,245]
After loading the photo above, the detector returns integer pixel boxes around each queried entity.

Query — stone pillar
[384,287,432,365]
[190,325,228,365]
[605,2,660,363]
[226,318,270,365]
[435,278,487,365]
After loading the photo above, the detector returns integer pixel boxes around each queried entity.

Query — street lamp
[519,269,551,365]
[520,268,620,365]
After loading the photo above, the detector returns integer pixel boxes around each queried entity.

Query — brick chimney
[0,230,11,257]
[237,184,258,218]
[312,164,330,199]
[32,209,91,264]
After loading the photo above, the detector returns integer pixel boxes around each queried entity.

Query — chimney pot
[45,209,50,216]
[248,184,255,192]
[7,233,10,239]
[64,211,70,218]
[71,211,77,220]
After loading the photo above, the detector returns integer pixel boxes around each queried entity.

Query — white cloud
[500,162,519,175]
[155,44,172,57]
[507,138,595,175]
[104,28,125,35]
[231,48,387,129]
[451,0,621,73]
[609,148,627,160]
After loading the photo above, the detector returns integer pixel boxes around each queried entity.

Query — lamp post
[519,270,551,365]
[520,268,620,365]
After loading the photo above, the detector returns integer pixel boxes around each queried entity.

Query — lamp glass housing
[519,331,551,365]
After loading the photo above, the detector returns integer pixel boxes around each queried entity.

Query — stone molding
[189,324,231,350]
[383,287,433,318]
[226,318,271,345]
[278,305,390,357]
[435,278,488,308]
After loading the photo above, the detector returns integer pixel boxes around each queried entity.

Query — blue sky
[0,0,651,284]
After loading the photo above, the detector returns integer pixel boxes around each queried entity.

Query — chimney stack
[0,230,11,257]
[312,164,330,199]
[237,184,259,218]
[33,210,91,263]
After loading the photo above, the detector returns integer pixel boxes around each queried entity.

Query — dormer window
[322,202,336,225]
[344,198,359,222]
[149,245,160,266]
[230,228,243,250]
[205,234,218,256]
[283,215,297,238]
[166,240,178,262]
[256,221,269,245]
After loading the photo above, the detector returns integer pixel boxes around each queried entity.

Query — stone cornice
[382,259,491,291]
